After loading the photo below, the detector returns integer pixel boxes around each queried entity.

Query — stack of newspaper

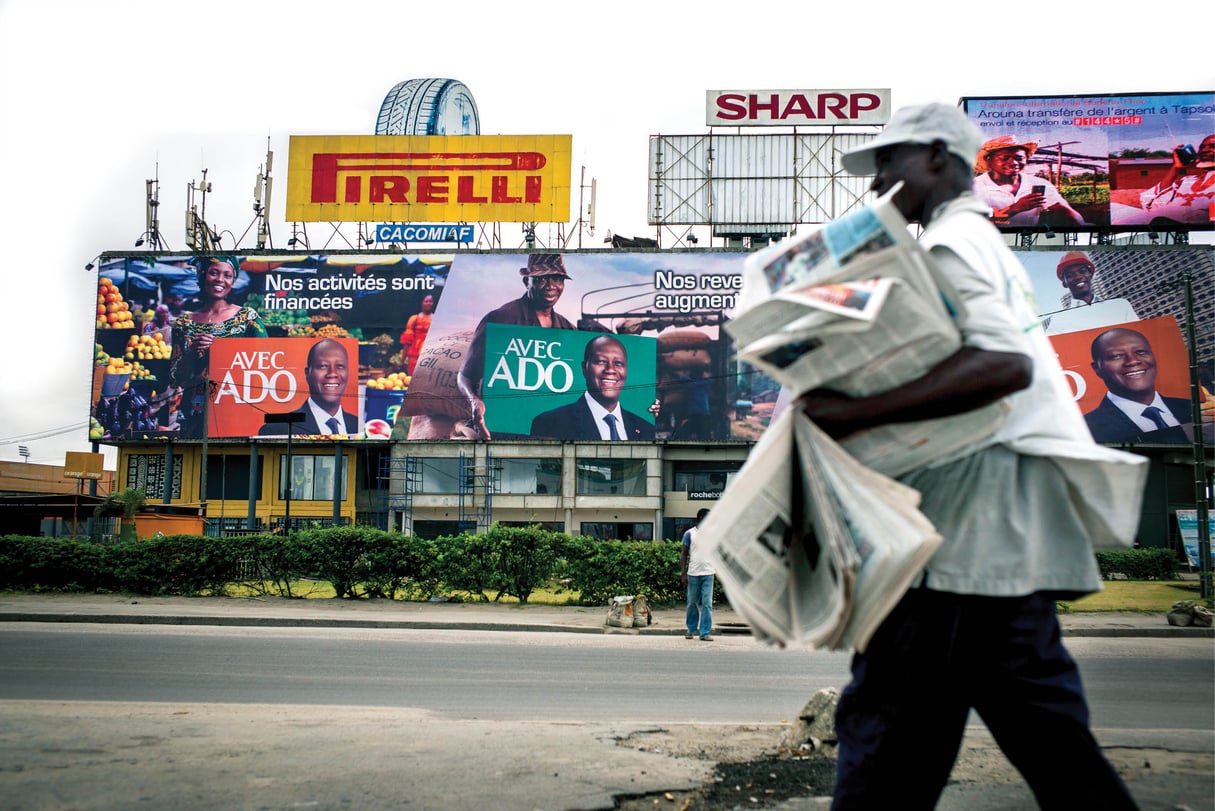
[728,185,1008,478]
[700,187,1002,651]
[700,407,942,652]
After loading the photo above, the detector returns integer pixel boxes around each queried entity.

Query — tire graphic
[376,78,480,136]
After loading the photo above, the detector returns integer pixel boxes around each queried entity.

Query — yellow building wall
[116,444,357,527]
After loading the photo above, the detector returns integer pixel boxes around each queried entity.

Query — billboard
[285,134,572,223]
[87,248,1213,446]
[962,92,1215,233]
[1019,248,1214,446]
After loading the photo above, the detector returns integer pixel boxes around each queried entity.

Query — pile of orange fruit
[124,332,171,361]
[365,372,411,391]
[96,278,136,329]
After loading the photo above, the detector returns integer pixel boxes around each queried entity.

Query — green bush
[109,534,236,596]
[296,526,401,598]
[0,535,113,592]
[224,533,308,597]
[563,537,683,606]
[1,529,697,605]
[434,531,498,601]
[1095,548,1179,581]
[485,524,563,604]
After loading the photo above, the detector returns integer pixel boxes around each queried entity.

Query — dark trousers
[831,589,1138,810]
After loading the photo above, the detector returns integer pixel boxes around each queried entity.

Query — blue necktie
[1141,406,1169,431]
[604,414,621,440]
[326,416,342,434]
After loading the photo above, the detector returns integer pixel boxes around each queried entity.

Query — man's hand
[1200,385,1215,426]
[467,395,492,440]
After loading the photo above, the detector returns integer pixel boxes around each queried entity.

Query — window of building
[279,454,347,501]
[575,458,647,496]
[671,461,740,498]
[496,458,562,494]
[412,519,475,540]
[415,458,463,493]
[580,521,654,541]
[205,454,262,501]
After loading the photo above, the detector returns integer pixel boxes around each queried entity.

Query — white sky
[0,0,1208,466]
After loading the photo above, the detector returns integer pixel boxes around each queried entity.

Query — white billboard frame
[647,131,877,231]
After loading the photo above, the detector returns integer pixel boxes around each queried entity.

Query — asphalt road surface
[1,624,1211,810]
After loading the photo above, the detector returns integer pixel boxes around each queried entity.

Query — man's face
[583,338,628,407]
[523,274,565,309]
[1092,332,1157,403]
[305,343,349,411]
[1198,136,1215,164]
[1059,262,1094,297]
[872,143,935,223]
[986,148,1028,177]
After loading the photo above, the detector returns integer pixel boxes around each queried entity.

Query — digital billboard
[962,92,1215,233]
[285,134,573,223]
[88,248,1213,447]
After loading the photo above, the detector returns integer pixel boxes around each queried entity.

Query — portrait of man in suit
[259,338,360,436]
[529,335,655,441]
[1083,327,1192,444]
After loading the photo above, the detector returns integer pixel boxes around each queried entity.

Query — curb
[1,611,1211,637]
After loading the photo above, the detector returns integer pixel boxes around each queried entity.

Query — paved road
[1,620,1211,811]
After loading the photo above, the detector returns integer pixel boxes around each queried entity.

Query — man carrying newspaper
[796,104,1142,810]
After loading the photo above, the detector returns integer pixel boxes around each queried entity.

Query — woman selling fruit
[170,256,267,437]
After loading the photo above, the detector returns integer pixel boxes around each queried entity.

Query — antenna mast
[143,164,167,250]
[254,138,274,249]
[185,169,220,252]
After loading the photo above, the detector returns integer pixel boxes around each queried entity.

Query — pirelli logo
[287,135,572,224]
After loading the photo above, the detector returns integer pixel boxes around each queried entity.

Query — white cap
[842,103,983,176]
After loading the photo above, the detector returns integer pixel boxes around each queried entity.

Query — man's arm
[798,346,1031,439]
[456,320,492,440]
[679,540,690,585]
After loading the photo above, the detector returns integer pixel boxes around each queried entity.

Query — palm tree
[94,487,147,542]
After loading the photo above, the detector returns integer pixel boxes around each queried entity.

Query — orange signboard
[207,337,361,438]
[285,134,573,223]
[64,451,105,480]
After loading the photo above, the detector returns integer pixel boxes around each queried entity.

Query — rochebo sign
[706,89,891,127]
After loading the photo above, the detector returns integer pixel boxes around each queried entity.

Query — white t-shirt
[682,525,715,576]
[1041,297,1139,336]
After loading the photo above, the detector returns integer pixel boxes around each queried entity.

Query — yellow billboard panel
[64,451,105,480]
[286,134,572,223]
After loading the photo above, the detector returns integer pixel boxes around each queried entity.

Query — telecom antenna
[185,169,218,252]
[254,139,274,249]
[142,164,167,250]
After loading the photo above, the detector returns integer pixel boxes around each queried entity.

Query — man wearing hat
[1042,251,1138,336]
[973,134,1087,227]
[797,103,1142,809]
[458,254,579,439]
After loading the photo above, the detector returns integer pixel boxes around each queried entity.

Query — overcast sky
[0,0,1208,465]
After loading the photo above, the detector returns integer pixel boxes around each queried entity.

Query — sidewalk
[0,592,1210,638]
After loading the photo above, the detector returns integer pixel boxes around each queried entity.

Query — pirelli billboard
[285,134,573,223]
[88,248,1211,447]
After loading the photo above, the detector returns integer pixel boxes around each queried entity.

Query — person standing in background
[1041,252,1138,336]
[170,256,267,438]
[399,293,434,375]
[680,508,715,641]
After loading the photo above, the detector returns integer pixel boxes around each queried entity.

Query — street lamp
[263,412,306,532]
